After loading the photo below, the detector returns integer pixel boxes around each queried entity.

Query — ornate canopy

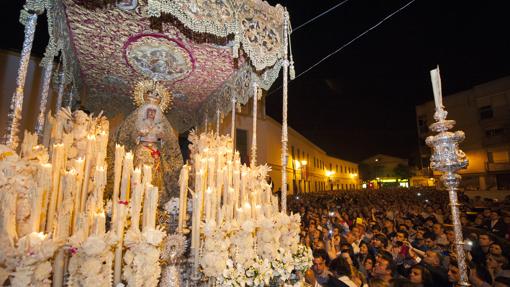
[41,0,288,132]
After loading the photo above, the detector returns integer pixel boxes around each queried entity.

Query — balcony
[486,161,510,172]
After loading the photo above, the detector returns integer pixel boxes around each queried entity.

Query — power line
[292,0,351,33]
[268,0,418,96]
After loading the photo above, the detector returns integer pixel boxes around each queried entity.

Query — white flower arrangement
[67,233,116,287]
[187,132,313,286]
[122,227,166,287]
[200,215,313,286]
[200,221,229,277]
[10,232,58,287]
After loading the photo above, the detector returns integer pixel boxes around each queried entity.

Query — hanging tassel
[288,17,296,80]
[289,60,296,80]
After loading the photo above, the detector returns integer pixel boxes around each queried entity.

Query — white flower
[163,197,180,216]
[142,228,166,246]
[82,236,107,256]
[241,220,255,233]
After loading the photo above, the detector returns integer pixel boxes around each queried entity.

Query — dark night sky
[2,0,510,163]
[265,0,510,163]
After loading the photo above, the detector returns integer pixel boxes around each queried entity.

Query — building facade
[360,154,411,188]
[217,96,360,194]
[416,76,510,190]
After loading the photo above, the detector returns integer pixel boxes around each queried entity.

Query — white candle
[46,143,64,233]
[218,205,224,225]
[213,187,219,222]
[228,188,234,221]
[244,202,252,221]
[30,169,45,233]
[207,157,215,188]
[233,170,240,209]
[80,135,96,212]
[142,164,152,187]
[241,168,247,206]
[132,167,141,185]
[120,152,133,203]
[255,205,262,221]
[130,168,142,231]
[178,164,189,233]
[96,131,108,167]
[53,170,76,287]
[430,66,443,110]
[205,187,212,223]
[112,144,125,226]
[114,151,133,286]
[55,169,76,240]
[72,158,85,232]
[94,165,106,211]
[236,207,243,223]
[35,163,52,233]
[143,185,159,230]
[93,212,106,236]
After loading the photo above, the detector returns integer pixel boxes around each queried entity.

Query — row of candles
[14,125,160,286]
[25,130,109,238]
[112,144,159,286]
[179,134,280,274]
[19,126,109,287]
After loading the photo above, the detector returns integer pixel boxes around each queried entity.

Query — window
[417,115,428,134]
[236,129,249,164]
[487,152,494,163]
[485,128,504,137]
[479,105,494,120]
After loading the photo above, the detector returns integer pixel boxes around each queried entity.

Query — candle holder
[426,107,469,286]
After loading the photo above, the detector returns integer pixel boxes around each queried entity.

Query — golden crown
[133,80,173,112]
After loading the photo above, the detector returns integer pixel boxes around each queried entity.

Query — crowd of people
[288,188,510,287]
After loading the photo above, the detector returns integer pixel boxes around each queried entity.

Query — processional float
[1,0,313,286]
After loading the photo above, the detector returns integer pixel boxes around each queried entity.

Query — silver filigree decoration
[4,13,37,149]
[35,61,54,137]
[425,67,469,286]
[145,0,285,71]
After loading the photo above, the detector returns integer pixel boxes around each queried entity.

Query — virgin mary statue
[115,80,183,201]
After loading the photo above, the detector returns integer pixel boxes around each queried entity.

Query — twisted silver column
[426,108,469,286]
[4,13,37,149]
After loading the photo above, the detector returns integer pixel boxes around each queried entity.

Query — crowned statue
[114,80,183,202]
